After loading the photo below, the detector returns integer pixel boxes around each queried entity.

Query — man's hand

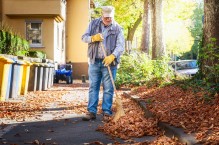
[91,33,104,42]
[103,54,115,66]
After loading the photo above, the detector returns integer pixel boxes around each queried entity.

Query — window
[26,21,43,47]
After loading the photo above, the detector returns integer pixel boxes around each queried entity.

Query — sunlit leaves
[165,21,194,55]
[130,84,219,144]
[93,0,143,37]
[163,0,198,57]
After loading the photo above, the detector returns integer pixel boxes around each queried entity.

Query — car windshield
[175,60,198,70]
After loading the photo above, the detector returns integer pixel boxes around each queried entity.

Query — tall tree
[151,0,165,59]
[127,14,142,42]
[140,0,150,54]
[203,0,219,46]
[200,0,219,83]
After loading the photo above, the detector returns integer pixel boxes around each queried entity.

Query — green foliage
[27,50,46,59]
[115,50,174,87]
[93,0,143,37]
[164,0,196,22]
[182,2,204,59]
[93,0,204,59]
[0,25,30,56]
[198,38,219,84]
[163,0,199,58]
[15,50,29,56]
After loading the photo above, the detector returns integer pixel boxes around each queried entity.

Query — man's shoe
[102,113,112,122]
[82,112,96,121]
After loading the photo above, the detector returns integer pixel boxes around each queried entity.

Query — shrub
[0,25,29,56]
[115,50,174,88]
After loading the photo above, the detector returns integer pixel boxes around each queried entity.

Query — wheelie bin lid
[23,60,32,66]
[30,58,42,63]
[47,63,55,67]
[14,59,25,65]
[16,56,34,66]
[42,63,49,67]
[0,56,14,63]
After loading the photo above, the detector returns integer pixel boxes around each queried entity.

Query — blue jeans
[88,59,117,115]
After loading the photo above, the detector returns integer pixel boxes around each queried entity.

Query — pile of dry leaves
[130,85,219,144]
[97,95,160,140]
[97,94,185,144]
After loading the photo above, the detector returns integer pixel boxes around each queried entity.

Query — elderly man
[81,6,125,121]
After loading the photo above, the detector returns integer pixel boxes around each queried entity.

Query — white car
[169,60,199,77]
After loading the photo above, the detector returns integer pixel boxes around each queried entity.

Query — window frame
[25,20,44,48]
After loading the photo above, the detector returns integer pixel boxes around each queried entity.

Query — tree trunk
[151,0,165,60]
[203,0,219,46]
[140,0,150,54]
[127,14,142,42]
[201,0,219,83]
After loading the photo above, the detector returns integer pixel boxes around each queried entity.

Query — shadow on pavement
[1,115,155,145]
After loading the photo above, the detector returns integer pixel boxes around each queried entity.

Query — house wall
[0,0,2,25]
[1,0,91,79]
[66,0,90,79]
[3,0,65,21]
[1,0,66,63]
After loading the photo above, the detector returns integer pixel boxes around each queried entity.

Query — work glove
[91,33,104,42]
[103,54,115,66]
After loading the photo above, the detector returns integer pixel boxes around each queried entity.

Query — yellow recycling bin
[0,56,14,101]
[20,60,32,95]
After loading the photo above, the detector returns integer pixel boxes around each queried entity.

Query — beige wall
[66,0,89,63]
[1,0,91,78]
[1,0,66,63]
[4,0,65,21]
[0,0,2,24]
[66,0,90,79]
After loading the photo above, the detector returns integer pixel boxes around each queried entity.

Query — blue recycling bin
[9,59,25,99]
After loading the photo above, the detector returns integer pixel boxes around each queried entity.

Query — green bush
[198,38,219,84]
[27,50,46,59]
[0,26,29,56]
[115,50,175,88]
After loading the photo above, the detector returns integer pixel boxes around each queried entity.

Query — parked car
[169,60,198,77]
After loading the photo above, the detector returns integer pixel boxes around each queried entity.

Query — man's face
[102,17,113,26]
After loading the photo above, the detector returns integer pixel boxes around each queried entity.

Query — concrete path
[0,80,155,145]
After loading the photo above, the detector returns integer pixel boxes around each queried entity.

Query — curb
[123,92,201,145]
